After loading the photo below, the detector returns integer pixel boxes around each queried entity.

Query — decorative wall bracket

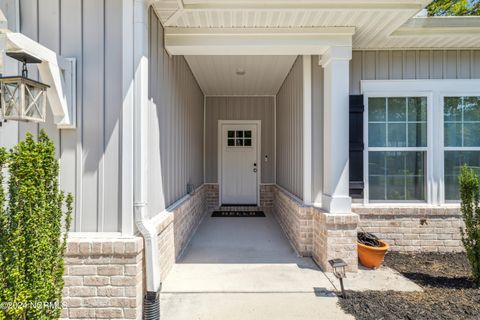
[1,32,77,129]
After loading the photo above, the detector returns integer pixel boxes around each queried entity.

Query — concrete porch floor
[160,210,351,320]
[160,210,419,320]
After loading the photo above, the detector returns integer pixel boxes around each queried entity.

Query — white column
[320,46,352,213]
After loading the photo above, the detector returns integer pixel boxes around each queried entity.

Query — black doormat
[211,211,265,217]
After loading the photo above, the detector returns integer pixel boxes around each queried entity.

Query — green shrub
[0,131,73,320]
[458,165,480,286]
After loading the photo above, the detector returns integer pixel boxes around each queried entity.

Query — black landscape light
[329,258,348,298]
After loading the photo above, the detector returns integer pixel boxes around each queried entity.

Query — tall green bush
[458,165,480,286]
[0,131,73,320]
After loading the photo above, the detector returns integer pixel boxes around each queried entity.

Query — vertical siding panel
[103,0,122,231]
[38,0,61,154]
[350,51,362,94]
[390,51,403,79]
[376,51,389,80]
[81,0,104,231]
[18,0,39,138]
[417,51,430,79]
[458,51,471,79]
[445,50,458,79]
[403,51,416,79]
[147,10,204,215]
[431,51,444,79]
[473,51,480,78]
[362,51,376,80]
[60,0,82,231]
[275,56,303,199]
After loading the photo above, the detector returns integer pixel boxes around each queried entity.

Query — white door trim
[218,120,261,206]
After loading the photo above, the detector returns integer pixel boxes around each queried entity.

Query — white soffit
[151,0,480,50]
[184,55,297,95]
[152,0,431,50]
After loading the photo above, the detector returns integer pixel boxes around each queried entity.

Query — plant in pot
[357,232,389,269]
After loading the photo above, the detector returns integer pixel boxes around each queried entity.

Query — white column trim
[121,0,135,235]
[302,55,312,205]
[321,46,352,213]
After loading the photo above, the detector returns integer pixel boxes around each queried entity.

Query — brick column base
[63,237,144,320]
[312,209,359,272]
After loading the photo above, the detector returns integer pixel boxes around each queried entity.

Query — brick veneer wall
[272,186,313,256]
[260,184,275,207]
[155,184,208,280]
[312,210,359,272]
[63,237,144,320]
[353,206,464,252]
[205,184,219,209]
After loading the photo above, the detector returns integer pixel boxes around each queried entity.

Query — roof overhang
[164,27,354,55]
[152,0,480,50]
[392,16,480,36]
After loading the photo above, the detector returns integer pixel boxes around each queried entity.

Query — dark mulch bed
[338,252,480,320]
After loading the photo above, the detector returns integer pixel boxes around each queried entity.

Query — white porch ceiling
[184,55,297,95]
[151,0,480,49]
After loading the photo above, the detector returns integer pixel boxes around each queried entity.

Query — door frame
[218,120,261,206]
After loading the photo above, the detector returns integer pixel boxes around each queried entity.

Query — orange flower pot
[357,240,389,269]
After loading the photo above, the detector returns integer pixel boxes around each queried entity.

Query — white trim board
[164,27,353,55]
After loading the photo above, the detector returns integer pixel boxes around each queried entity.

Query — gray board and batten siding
[350,50,480,94]
[276,56,304,200]
[4,0,125,232]
[148,8,204,218]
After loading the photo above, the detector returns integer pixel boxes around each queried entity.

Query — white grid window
[443,96,480,201]
[367,97,427,202]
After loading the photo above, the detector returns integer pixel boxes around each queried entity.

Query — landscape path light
[329,258,348,298]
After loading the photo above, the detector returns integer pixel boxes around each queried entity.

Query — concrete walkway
[160,210,353,320]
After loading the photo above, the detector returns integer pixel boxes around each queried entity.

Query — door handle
[253,163,257,173]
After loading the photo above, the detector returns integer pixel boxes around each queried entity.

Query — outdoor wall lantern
[0,51,49,123]
[329,258,348,298]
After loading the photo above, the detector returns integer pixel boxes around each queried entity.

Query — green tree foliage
[458,165,480,286]
[0,131,73,319]
[427,0,480,16]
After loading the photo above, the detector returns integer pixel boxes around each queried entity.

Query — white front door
[220,122,259,205]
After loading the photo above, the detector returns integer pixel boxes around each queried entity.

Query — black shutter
[349,95,364,199]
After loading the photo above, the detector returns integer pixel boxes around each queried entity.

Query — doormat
[212,211,265,217]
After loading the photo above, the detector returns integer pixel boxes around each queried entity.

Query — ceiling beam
[164,27,354,55]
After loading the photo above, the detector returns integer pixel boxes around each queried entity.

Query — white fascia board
[391,16,480,36]
[179,1,426,11]
[3,32,76,128]
[164,27,354,55]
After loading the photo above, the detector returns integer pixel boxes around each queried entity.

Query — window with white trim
[367,97,427,202]
[443,96,480,201]
[362,79,480,205]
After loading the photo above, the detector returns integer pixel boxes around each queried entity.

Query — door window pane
[444,151,480,200]
[368,151,425,201]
